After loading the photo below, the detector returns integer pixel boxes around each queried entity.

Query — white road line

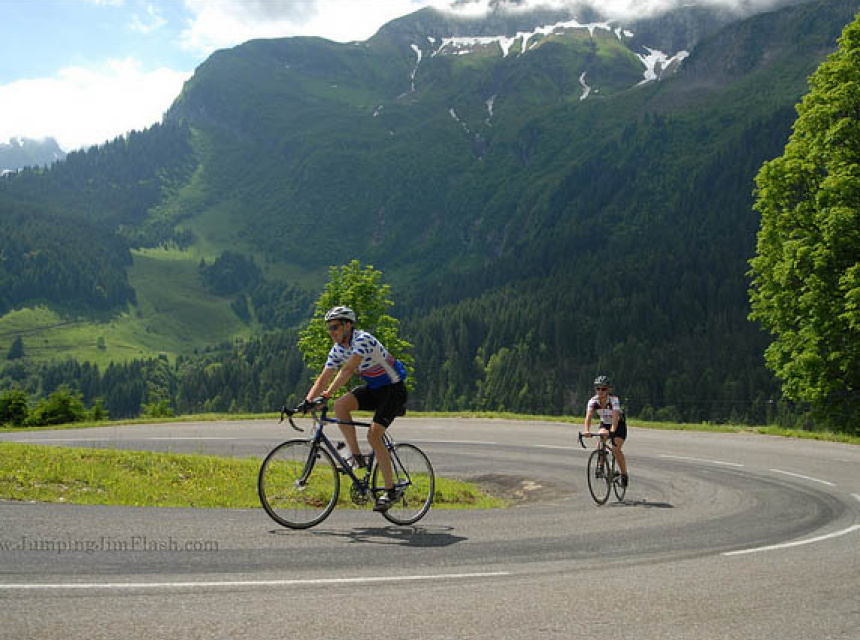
[8,438,104,443]
[0,571,510,591]
[723,524,860,557]
[769,469,835,487]
[422,440,500,446]
[145,437,239,441]
[659,454,744,468]
[853,494,860,504]
[8,437,240,443]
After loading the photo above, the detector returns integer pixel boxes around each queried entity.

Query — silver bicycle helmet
[593,375,611,387]
[324,306,356,324]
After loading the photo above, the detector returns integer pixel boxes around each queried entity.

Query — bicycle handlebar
[279,397,328,433]
[578,431,617,447]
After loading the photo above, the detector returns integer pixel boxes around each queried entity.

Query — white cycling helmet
[324,306,356,324]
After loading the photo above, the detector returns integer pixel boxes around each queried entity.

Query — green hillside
[1,1,858,423]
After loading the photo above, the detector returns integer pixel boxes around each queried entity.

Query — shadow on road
[294,525,468,547]
[610,499,674,509]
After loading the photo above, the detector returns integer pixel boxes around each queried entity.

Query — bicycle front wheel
[258,439,339,529]
[612,456,627,502]
[372,443,435,525]
[586,448,612,505]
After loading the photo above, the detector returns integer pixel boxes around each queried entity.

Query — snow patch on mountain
[424,17,688,83]
[449,108,471,134]
[579,72,591,101]
[432,18,623,59]
[485,94,497,124]
[636,47,690,83]
[410,43,423,91]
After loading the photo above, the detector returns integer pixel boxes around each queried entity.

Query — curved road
[1,418,859,640]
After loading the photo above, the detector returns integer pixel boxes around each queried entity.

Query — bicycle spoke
[587,449,612,505]
[373,443,434,525]
[258,440,339,529]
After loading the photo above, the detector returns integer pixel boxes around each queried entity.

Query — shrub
[27,386,88,426]
[0,388,30,426]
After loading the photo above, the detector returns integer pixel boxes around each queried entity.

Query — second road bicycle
[578,431,627,505]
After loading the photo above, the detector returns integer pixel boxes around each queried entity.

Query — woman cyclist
[583,375,629,487]
[303,306,408,512]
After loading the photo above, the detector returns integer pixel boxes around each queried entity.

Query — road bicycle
[578,432,627,505]
[258,399,435,529]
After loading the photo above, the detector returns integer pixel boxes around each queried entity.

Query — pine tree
[6,336,24,360]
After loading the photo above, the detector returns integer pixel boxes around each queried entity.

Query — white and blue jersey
[325,330,407,389]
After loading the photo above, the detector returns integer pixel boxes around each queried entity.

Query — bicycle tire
[372,443,435,525]
[586,448,612,505]
[258,439,339,529]
[612,456,627,502]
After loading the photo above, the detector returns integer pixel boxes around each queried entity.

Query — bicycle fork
[294,443,321,488]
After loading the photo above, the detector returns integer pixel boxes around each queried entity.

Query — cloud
[0,59,191,151]
[175,0,788,58]
[432,0,788,20]
[130,3,168,34]
[178,0,427,55]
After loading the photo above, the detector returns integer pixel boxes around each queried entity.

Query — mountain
[1,0,858,420]
[0,137,66,173]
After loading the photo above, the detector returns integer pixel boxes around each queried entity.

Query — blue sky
[2,1,198,82]
[0,0,771,152]
[0,0,431,151]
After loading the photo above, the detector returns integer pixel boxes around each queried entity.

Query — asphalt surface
[1,418,859,640]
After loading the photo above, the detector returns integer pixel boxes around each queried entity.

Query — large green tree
[297,260,414,389]
[749,12,860,428]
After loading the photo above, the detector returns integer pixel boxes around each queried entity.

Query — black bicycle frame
[289,405,407,492]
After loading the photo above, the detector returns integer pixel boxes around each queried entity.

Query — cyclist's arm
[610,409,620,434]
[306,368,336,402]
[324,354,362,398]
[583,405,595,434]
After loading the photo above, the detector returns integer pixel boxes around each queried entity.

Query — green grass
[128,248,253,353]
[0,442,508,509]
[0,248,253,366]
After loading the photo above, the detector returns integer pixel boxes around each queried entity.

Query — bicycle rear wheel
[258,439,339,529]
[372,443,435,525]
[586,448,612,505]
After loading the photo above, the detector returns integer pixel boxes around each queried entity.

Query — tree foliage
[0,388,29,425]
[297,260,414,387]
[750,12,860,427]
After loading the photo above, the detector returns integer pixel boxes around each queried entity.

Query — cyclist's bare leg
[334,393,362,456]
[368,422,394,490]
[597,427,610,465]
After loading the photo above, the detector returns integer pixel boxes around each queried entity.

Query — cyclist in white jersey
[583,375,629,486]
[304,306,408,511]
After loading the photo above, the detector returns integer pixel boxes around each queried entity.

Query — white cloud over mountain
[0,60,189,152]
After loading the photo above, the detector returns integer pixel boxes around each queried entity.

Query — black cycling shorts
[600,414,627,441]
[350,381,407,428]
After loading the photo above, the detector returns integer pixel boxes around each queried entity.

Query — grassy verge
[0,412,280,433]
[0,442,507,509]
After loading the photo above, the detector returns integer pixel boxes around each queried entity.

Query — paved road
[1,419,859,639]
